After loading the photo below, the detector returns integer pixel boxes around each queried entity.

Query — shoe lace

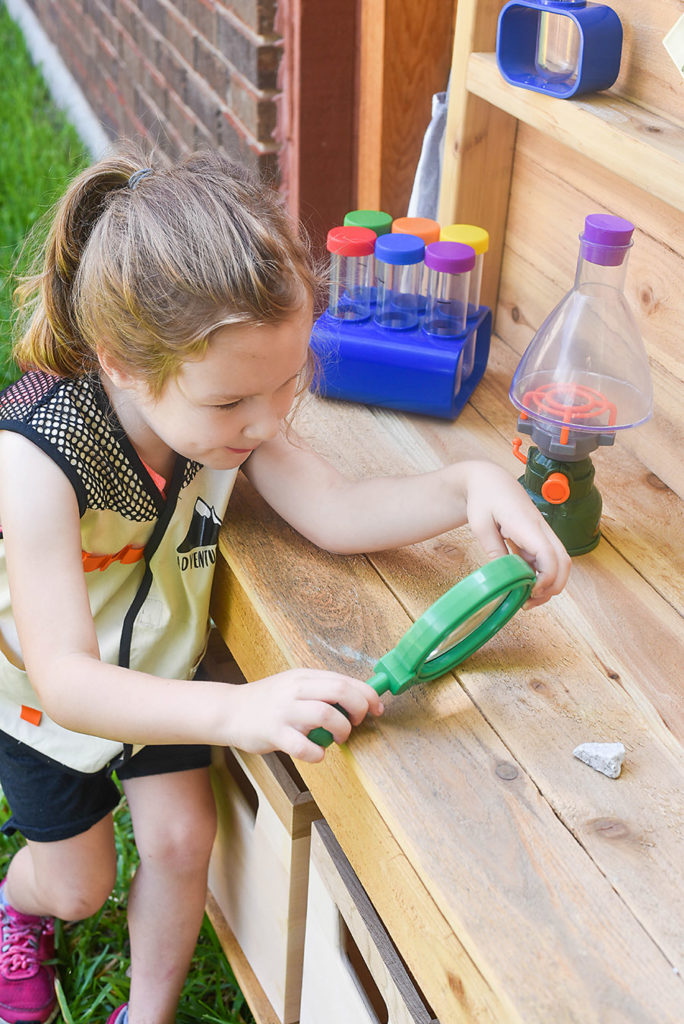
[0,911,44,976]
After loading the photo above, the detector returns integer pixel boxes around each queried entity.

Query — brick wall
[25,0,282,180]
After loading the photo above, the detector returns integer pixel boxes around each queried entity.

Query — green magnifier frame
[308,553,536,747]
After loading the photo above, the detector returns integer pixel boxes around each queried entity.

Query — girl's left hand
[463,462,572,608]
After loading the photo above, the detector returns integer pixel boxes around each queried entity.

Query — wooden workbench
[210,347,683,1022]
[208,4,683,1019]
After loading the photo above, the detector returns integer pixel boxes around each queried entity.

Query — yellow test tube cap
[441,224,489,254]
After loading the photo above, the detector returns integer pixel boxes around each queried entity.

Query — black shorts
[0,731,211,843]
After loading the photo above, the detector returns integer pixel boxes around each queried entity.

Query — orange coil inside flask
[521,382,617,446]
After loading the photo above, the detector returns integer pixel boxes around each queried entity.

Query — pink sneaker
[0,885,56,1024]
[105,1006,127,1024]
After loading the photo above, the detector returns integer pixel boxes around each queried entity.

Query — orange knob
[541,472,570,504]
[512,438,527,465]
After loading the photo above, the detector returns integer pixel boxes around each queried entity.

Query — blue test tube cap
[375,232,425,266]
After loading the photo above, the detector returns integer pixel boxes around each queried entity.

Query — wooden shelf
[466,52,684,213]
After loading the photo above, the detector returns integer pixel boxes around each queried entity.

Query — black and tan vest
[0,371,237,772]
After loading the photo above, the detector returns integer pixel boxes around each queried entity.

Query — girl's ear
[96,348,137,390]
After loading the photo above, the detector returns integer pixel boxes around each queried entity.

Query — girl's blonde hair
[13,145,319,395]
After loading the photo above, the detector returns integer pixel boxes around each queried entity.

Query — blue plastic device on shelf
[310,306,492,420]
[496,0,622,99]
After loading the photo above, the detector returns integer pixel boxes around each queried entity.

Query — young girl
[0,147,570,1024]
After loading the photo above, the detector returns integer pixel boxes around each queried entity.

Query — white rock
[573,742,625,779]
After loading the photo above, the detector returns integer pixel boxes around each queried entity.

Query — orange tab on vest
[20,705,42,726]
[82,544,145,572]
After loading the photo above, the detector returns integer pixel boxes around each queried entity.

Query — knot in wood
[587,817,631,840]
[646,472,669,492]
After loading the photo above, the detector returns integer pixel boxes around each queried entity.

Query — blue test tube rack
[310,305,492,420]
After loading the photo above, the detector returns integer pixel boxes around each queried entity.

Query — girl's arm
[0,433,382,763]
[245,431,571,607]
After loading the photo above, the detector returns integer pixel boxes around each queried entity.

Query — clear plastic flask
[510,213,653,437]
[374,233,425,330]
[326,225,376,321]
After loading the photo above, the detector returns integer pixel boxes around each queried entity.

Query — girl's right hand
[224,669,385,763]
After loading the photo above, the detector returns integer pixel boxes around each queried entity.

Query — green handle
[307,673,390,749]
[307,704,348,748]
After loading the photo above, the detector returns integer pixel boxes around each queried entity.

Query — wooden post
[438,0,518,313]
[356,0,458,218]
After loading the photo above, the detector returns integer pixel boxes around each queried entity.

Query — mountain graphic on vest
[177,498,222,553]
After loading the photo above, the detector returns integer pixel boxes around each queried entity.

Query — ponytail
[13,154,140,376]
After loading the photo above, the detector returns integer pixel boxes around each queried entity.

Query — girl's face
[129,304,312,471]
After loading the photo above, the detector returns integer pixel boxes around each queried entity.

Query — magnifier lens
[426,594,507,661]
[308,555,536,746]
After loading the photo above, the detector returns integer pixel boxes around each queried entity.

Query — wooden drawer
[300,820,438,1024]
[208,745,321,1023]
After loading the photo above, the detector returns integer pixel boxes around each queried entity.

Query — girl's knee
[138,801,217,876]
[41,866,117,922]
[24,817,118,922]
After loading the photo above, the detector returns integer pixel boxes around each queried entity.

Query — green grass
[0,794,255,1023]
[0,2,89,389]
[0,7,255,1021]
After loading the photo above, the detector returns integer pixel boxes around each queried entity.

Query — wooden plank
[356,0,386,210]
[206,891,282,1024]
[608,0,684,119]
[356,0,458,217]
[466,52,684,214]
[298,743,506,1024]
[438,2,517,311]
[209,746,314,1022]
[370,545,684,972]
[300,821,436,1024]
[303,638,684,1023]
[216,459,684,1021]
[217,476,400,682]
[234,749,320,840]
[211,544,292,681]
[499,128,684,372]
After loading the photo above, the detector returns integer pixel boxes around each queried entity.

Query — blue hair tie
[128,168,154,191]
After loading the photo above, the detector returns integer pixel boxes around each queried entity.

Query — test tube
[344,209,393,236]
[344,210,393,302]
[535,2,580,84]
[424,242,475,339]
[392,218,440,312]
[440,224,489,319]
[326,226,376,321]
[392,217,441,245]
[374,233,425,330]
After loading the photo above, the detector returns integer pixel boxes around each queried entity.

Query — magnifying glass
[309,553,536,747]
